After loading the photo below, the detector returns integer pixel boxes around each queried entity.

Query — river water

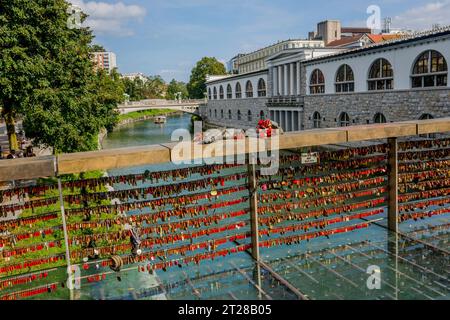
[102,113,193,149]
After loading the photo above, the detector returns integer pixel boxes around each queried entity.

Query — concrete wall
[303,88,450,129]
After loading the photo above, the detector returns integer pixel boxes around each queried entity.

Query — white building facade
[204,28,450,132]
[204,71,269,128]
[233,40,324,74]
[303,28,450,129]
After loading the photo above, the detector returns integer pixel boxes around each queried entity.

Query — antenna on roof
[382,17,392,34]
[432,24,441,31]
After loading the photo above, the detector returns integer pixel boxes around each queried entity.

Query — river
[102,112,193,149]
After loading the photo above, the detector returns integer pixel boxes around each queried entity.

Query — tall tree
[91,44,105,52]
[166,79,188,100]
[144,75,167,99]
[187,57,227,99]
[0,0,123,153]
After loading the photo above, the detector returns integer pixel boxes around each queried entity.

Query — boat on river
[154,116,167,124]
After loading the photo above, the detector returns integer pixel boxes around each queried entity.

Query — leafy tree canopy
[0,0,124,153]
[166,79,188,100]
[122,75,168,101]
[187,57,227,99]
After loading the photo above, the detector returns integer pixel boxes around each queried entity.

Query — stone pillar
[296,62,301,96]
[247,162,260,261]
[273,67,278,96]
[291,110,295,131]
[278,67,283,97]
[290,63,295,96]
[285,110,289,132]
[283,64,289,96]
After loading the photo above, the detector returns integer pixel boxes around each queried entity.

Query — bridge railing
[0,118,449,300]
[122,99,203,107]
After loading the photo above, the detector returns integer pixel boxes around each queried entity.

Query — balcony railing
[268,95,303,106]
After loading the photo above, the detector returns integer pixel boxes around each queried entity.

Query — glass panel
[346,65,354,81]
[412,77,423,88]
[369,60,381,79]
[2,118,450,301]
[386,79,393,90]
[383,59,393,78]
[424,76,435,87]
[413,52,429,74]
[336,66,345,82]
[437,74,447,86]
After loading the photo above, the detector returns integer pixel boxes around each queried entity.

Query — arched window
[219,86,224,99]
[412,50,447,88]
[221,110,224,118]
[260,110,265,120]
[214,109,217,118]
[257,79,266,97]
[374,113,387,124]
[235,83,242,99]
[209,109,212,118]
[245,81,253,98]
[248,110,252,122]
[335,64,354,93]
[227,84,232,99]
[237,110,242,121]
[368,59,393,91]
[208,88,212,100]
[313,112,321,128]
[310,69,325,94]
[213,87,217,99]
[339,112,351,127]
[228,110,232,119]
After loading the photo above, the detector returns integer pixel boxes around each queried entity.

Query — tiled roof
[327,35,365,47]
[366,34,403,43]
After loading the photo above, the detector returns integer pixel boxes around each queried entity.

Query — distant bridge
[118,99,204,115]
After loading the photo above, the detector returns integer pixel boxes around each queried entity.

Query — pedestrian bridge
[118,99,203,115]
[0,118,449,300]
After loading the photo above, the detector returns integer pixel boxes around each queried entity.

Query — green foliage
[0,0,124,154]
[118,109,178,122]
[187,57,227,99]
[166,79,189,100]
[122,75,168,101]
[90,44,105,52]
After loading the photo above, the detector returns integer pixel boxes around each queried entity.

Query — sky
[70,0,450,82]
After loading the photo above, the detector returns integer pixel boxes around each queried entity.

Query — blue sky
[72,0,450,82]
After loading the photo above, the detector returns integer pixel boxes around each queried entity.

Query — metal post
[387,137,398,232]
[253,263,263,300]
[57,178,73,298]
[247,161,260,261]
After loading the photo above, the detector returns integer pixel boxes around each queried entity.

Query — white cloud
[70,1,147,36]
[393,1,450,30]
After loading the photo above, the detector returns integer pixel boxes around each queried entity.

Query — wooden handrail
[0,118,449,181]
